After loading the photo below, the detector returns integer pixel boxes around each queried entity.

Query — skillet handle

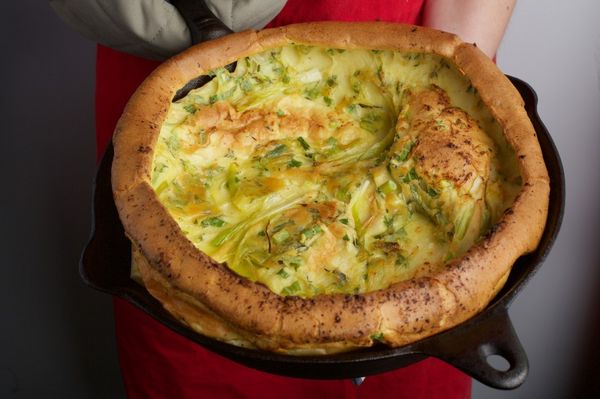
[419,309,528,389]
[170,0,234,45]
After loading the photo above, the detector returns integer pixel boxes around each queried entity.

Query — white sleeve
[49,0,286,60]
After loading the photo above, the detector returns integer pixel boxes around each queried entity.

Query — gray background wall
[1,1,598,398]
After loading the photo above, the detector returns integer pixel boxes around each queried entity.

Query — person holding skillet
[52,1,516,397]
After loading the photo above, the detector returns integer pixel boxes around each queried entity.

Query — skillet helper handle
[170,0,234,45]
[420,309,528,390]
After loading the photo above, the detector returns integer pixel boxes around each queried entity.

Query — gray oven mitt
[49,0,286,60]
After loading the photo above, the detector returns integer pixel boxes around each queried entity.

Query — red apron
[96,1,471,397]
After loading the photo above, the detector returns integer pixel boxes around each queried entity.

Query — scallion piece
[287,159,302,168]
[276,268,289,278]
[287,257,303,269]
[326,75,338,87]
[265,144,287,158]
[371,332,384,341]
[395,141,415,162]
[273,230,290,244]
[183,104,196,114]
[427,186,439,198]
[395,254,408,267]
[297,136,311,151]
[201,217,225,228]
[402,167,418,182]
[301,225,322,240]
[378,180,397,194]
[240,79,253,92]
[281,281,301,296]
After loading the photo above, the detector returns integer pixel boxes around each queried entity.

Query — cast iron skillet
[80,0,565,390]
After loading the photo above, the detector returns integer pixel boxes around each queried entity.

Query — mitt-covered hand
[49,0,286,59]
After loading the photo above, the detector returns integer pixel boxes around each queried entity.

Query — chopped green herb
[444,251,456,262]
[240,79,253,92]
[376,65,384,83]
[402,167,418,182]
[343,234,350,241]
[297,136,311,151]
[287,159,302,168]
[154,180,169,195]
[252,159,269,171]
[265,144,287,158]
[371,332,384,341]
[153,163,168,175]
[346,104,358,114]
[409,167,418,180]
[305,83,321,99]
[276,109,285,117]
[335,270,348,286]
[395,141,415,162]
[383,215,395,229]
[301,225,323,240]
[326,75,338,87]
[183,104,196,114]
[201,217,225,228]
[281,281,301,296]
[427,186,439,198]
[336,187,350,202]
[225,167,240,192]
[276,268,289,278]
[339,218,349,225]
[359,112,381,133]
[326,137,338,146]
[324,137,339,155]
[323,96,333,106]
[395,254,408,267]
[273,230,290,244]
[378,180,397,194]
[287,256,303,269]
[165,135,181,153]
[329,120,341,130]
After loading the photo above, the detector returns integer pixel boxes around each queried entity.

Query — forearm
[422,0,516,58]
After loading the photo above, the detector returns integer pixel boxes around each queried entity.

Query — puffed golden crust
[112,22,550,353]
